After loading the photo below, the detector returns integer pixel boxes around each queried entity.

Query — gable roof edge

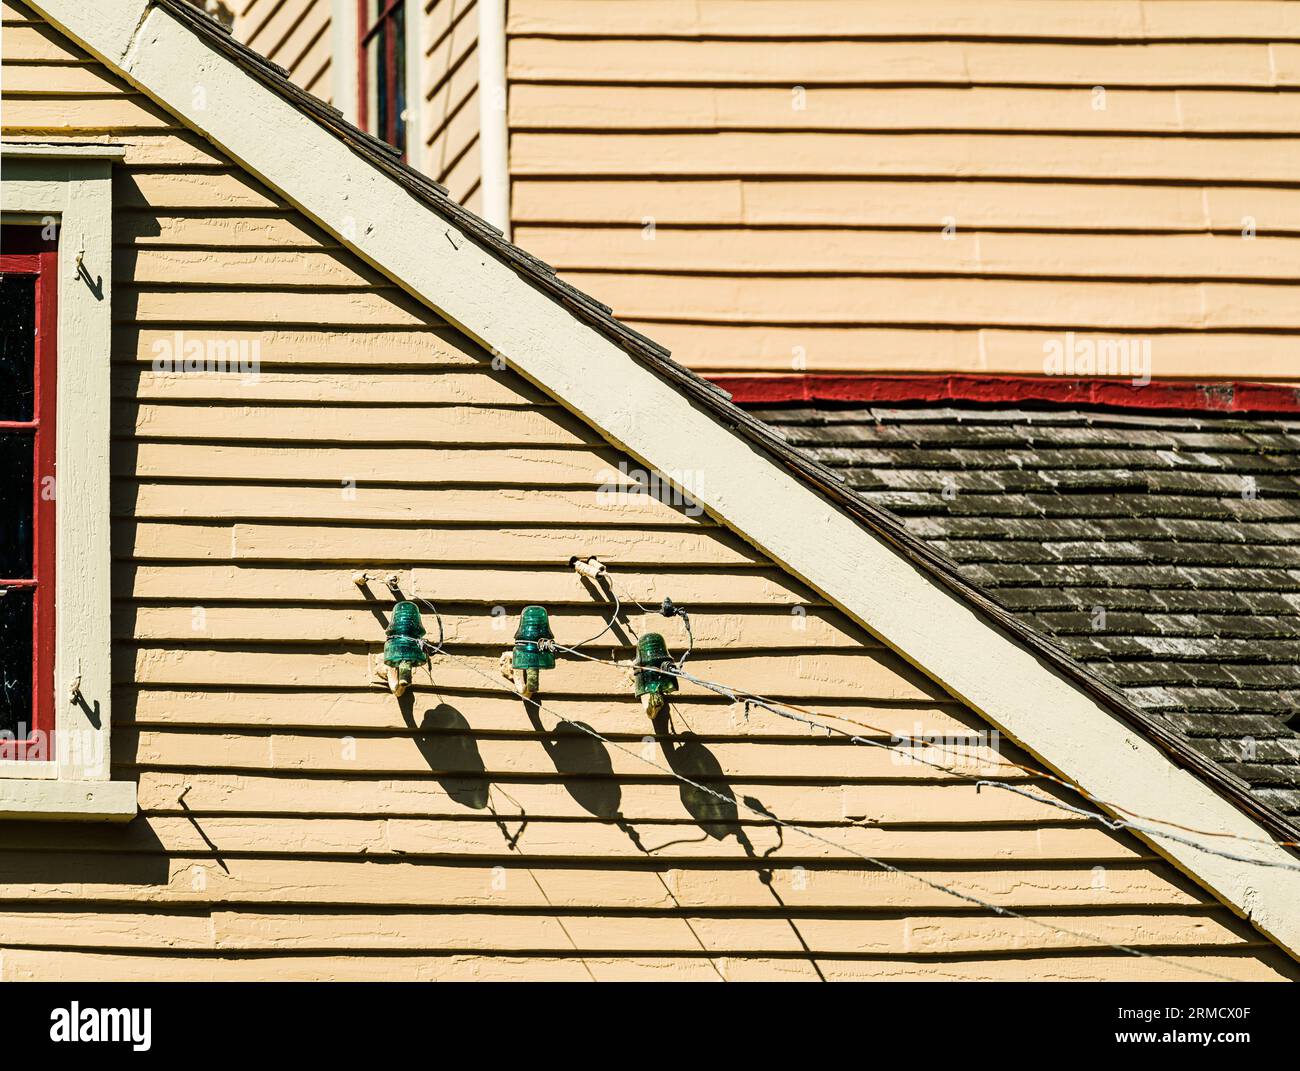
[29,0,1300,962]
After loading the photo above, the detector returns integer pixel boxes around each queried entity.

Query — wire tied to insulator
[658,596,693,666]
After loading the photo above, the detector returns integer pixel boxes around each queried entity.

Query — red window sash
[0,249,57,761]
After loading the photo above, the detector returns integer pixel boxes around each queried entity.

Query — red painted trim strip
[0,253,43,272]
[1,250,57,761]
[712,374,1300,416]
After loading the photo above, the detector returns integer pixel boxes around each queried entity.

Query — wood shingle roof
[750,401,1300,819]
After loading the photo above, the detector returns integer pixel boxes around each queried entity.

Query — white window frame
[0,142,136,820]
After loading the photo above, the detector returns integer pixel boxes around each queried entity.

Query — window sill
[0,779,136,821]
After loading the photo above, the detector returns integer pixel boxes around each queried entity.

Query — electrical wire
[386,572,1300,865]
[551,561,1300,855]
[428,642,1246,983]
[659,597,694,667]
[384,570,1294,970]
[547,640,1300,873]
[554,563,1300,858]
[566,574,695,667]
[673,663,1300,863]
[562,584,622,650]
[982,782,1300,874]
[408,594,446,654]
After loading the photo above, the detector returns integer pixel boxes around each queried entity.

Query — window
[0,142,133,819]
[0,228,56,762]
[358,0,407,156]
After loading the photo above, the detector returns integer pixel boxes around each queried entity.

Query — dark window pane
[0,587,32,738]
[0,435,33,578]
[374,30,389,142]
[0,274,36,422]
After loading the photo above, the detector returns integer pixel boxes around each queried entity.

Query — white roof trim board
[27,0,1300,961]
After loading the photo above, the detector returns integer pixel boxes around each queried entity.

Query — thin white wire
[393,584,1285,969]
[431,643,1246,983]
[404,569,1300,865]
[564,585,623,649]
[587,586,694,666]
[672,660,1300,872]
[604,575,1300,857]
[981,782,1300,874]
[550,640,1300,874]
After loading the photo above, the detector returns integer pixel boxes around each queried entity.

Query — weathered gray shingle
[749,402,1300,816]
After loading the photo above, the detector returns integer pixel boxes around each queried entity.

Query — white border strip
[403,0,423,169]
[30,0,1300,957]
[476,0,510,235]
[328,0,359,122]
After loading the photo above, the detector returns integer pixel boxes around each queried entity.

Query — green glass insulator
[512,605,556,670]
[634,632,677,697]
[384,601,429,668]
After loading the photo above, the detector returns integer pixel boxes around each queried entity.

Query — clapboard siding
[423,0,482,210]
[507,0,1300,378]
[232,0,333,100]
[2,3,1296,981]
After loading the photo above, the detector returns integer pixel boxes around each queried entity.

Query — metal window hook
[73,247,102,299]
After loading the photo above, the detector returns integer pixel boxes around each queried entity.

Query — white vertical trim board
[0,144,136,820]
[403,0,423,170]
[27,0,1300,954]
[329,0,359,123]
[476,0,510,235]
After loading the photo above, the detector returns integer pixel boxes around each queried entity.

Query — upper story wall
[506,0,1300,381]
[2,0,1297,980]
[214,1,1300,383]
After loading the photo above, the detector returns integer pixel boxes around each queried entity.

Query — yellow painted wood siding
[2,2,1296,980]
[231,0,333,101]
[423,0,482,211]
[506,0,1300,379]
